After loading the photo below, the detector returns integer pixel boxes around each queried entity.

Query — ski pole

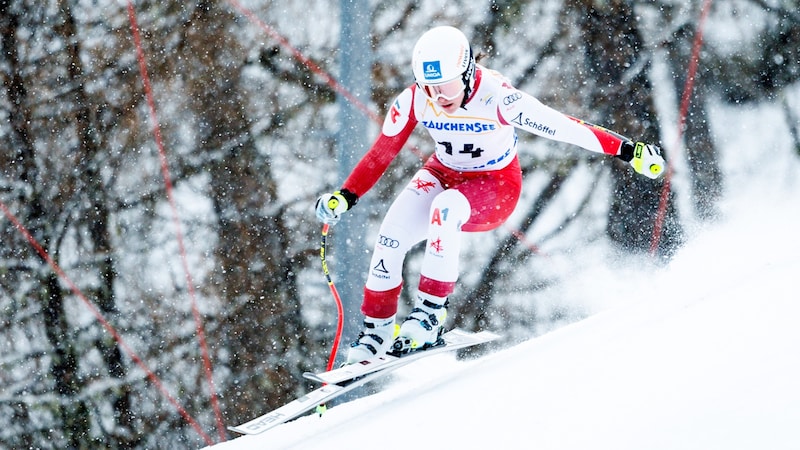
[320,223,345,371]
[318,223,345,415]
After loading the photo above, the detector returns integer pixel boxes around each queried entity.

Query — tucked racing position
[316,26,664,363]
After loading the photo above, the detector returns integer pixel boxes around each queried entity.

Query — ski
[304,329,500,385]
[227,366,390,435]
[229,328,499,435]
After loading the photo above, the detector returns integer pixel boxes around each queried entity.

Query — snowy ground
[206,101,800,449]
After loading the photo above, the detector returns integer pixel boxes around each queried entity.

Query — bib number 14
[439,141,484,158]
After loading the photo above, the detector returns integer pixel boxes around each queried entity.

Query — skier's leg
[347,170,443,363]
[396,189,471,350]
[394,161,522,352]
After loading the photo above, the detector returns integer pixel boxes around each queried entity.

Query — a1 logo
[431,207,449,226]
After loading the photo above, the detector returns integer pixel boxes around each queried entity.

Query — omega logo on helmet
[423,61,443,81]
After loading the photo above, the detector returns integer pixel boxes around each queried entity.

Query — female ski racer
[316,26,664,363]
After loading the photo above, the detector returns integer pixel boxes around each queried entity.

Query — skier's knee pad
[429,189,471,231]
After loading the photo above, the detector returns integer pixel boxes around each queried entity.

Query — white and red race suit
[340,65,626,319]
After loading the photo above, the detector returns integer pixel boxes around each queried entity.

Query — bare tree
[572,0,683,258]
[1,2,92,446]
[167,1,312,425]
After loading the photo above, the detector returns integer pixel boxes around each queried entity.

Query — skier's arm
[341,127,415,197]
[566,116,665,179]
[499,91,664,178]
[315,88,418,225]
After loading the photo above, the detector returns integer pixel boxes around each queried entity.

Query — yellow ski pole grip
[327,197,340,210]
[650,164,663,176]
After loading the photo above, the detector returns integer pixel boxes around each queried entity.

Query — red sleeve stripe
[567,115,626,156]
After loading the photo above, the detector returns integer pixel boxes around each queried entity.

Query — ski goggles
[418,77,465,102]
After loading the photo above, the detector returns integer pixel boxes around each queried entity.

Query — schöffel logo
[423,61,443,80]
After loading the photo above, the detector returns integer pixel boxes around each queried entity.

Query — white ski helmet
[412,26,476,105]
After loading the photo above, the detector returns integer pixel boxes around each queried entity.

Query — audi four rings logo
[378,235,400,248]
[503,92,522,105]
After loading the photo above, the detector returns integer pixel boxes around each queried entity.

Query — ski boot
[392,294,449,355]
[346,315,397,364]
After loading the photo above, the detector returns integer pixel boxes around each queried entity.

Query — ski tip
[476,329,502,341]
[302,371,324,383]
[447,328,502,341]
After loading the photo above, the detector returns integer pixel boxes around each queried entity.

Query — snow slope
[207,99,800,449]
